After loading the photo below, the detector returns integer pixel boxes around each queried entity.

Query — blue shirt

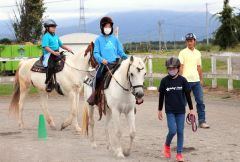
[42,32,63,55]
[93,34,128,64]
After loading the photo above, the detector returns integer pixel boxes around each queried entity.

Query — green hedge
[0,45,42,72]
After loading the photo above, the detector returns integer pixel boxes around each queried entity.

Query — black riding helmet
[165,57,180,69]
[100,16,114,35]
[185,33,196,40]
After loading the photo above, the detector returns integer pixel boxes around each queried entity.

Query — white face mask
[168,69,178,77]
[104,27,112,35]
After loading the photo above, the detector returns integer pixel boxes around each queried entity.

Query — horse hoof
[18,123,24,129]
[50,125,57,130]
[75,126,82,133]
[123,148,131,157]
[116,152,125,159]
[60,123,66,131]
[91,142,97,149]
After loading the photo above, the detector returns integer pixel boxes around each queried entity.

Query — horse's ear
[130,55,134,63]
[143,56,148,63]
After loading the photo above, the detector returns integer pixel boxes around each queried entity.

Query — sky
[0,0,240,21]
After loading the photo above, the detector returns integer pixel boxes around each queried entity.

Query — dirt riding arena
[0,91,240,162]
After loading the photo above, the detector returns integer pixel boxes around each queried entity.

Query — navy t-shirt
[158,75,191,114]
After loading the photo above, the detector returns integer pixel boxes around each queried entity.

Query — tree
[12,0,45,43]
[236,13,240,41]
[214,0,239,49]
[0,38,12,44]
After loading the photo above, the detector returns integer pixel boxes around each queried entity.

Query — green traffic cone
[38,114,47,140]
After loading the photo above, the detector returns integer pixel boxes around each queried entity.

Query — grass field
[0,84,38,96]
[144,78,240,90]
[148,57,226,73]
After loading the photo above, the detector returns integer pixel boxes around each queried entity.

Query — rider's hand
[67,49,73,53]
[102,59,108,65]
[54,51,60,56]
[158,111,163,120]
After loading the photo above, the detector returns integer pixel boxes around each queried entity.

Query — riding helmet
[185,33,197,40]
[44,19,57,28]
[100,16,114,35]
[165,57,180,68]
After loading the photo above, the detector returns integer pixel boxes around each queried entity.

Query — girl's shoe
[176,153,184,162]
[163,144,171,158]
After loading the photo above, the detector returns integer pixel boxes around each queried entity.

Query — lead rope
[186,113,198,132]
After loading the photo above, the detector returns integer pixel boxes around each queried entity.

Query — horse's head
[127,56,147,102]
[84,42,98,68]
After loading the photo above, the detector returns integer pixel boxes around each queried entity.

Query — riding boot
[87,89,96,106]
[45,68,54,92]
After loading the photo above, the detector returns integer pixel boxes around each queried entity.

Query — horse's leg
[112,108,124,158]
[18,80,29,129]
[39,92,56,130]
[123,109,136,156]
[104,107,112,150]
[89,105,97,148]
[61,91,80,132]
[72,91,82,132]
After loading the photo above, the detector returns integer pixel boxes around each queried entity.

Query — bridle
[106,56,145,95]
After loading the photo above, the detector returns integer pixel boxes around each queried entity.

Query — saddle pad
[31,56,65,73]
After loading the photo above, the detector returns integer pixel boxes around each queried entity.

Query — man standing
[178,33,210,129]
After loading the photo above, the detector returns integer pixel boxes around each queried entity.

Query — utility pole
[173,30,176,50]
[158,21,162,53]
[206,3,209,45]
[79,0,86,33]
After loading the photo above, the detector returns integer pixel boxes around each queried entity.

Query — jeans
[165,113,185,153]
[188,81,206,124]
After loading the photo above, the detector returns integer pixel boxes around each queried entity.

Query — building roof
[60,33,98,44]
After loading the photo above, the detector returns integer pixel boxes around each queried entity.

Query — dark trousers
[45,54,57,84]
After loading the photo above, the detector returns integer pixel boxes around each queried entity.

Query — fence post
[147,55,157,90]
[227,56,233,91]
[211,55,217,88]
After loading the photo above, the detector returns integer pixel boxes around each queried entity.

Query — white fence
[1,53,240,91]
[143,53,240,91]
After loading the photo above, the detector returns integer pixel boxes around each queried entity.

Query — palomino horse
[9,43,96,132]
[82,56,147,158]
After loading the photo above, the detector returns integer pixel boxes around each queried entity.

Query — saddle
[31,54,66,73]
[31,54,66,95]
[84,62,121,120]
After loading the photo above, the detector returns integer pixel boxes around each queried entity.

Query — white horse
[82,56,147,158]
[9,44,96,132]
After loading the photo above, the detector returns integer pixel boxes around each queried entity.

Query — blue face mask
[168,69,178,77]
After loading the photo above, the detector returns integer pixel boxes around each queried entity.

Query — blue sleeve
[116,38,128,60]
[42,34,49,48]
[93,38,104,64]
[58,37,63,47]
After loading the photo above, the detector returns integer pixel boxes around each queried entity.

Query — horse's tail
[81,102,89,136]
[9,64,21,116]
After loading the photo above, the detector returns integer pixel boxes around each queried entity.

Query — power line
[0,0,76,8]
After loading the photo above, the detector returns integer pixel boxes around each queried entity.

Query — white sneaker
[199,122,210,129]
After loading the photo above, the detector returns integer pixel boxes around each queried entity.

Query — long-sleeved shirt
[158,75,193,114]
[93,34,128,64]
